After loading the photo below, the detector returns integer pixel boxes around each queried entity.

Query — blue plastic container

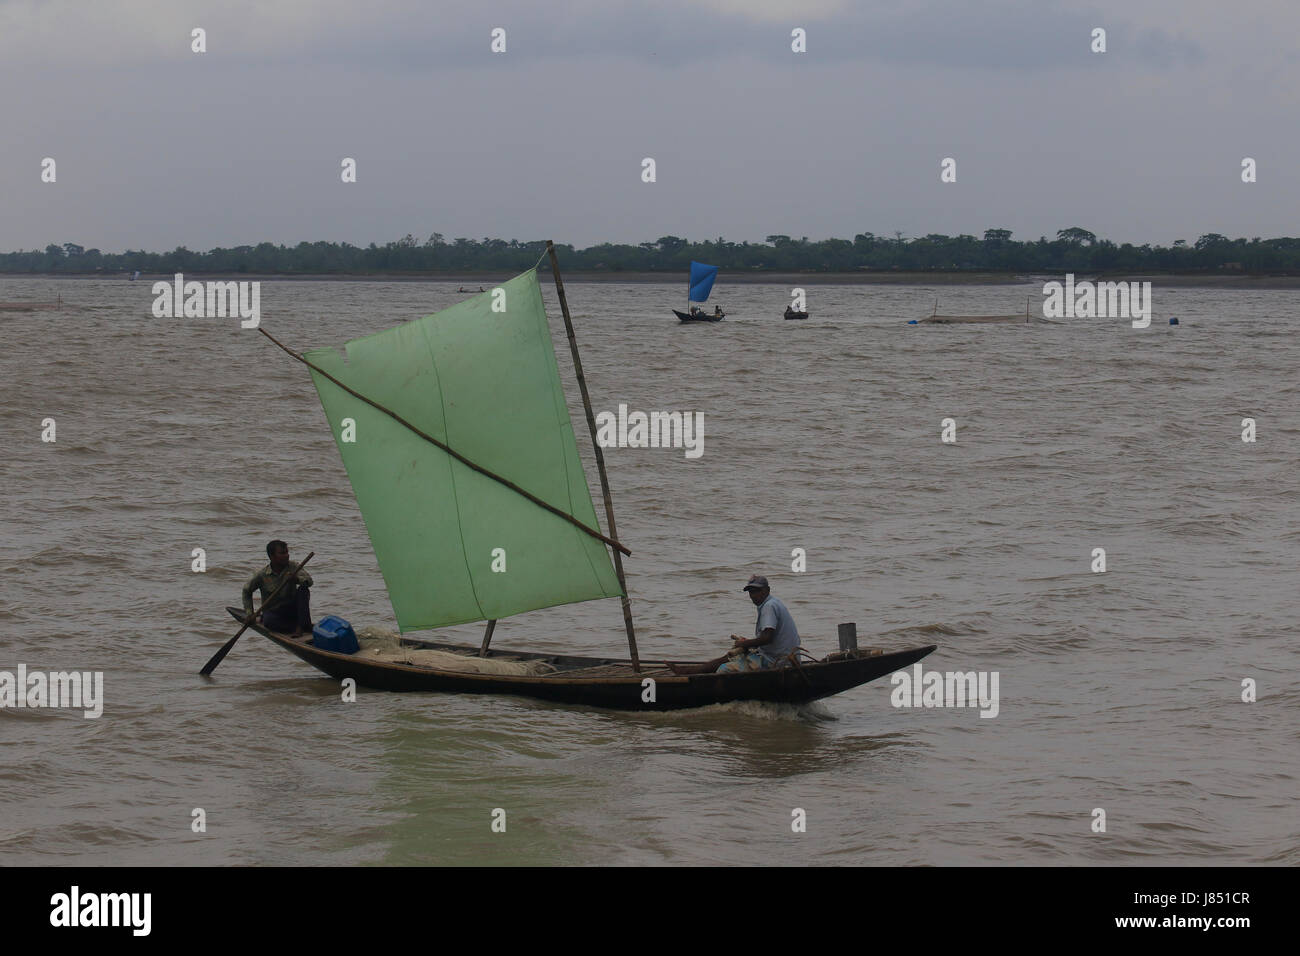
[312,616,359,654]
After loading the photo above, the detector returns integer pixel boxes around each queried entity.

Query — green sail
[305,269,623,632]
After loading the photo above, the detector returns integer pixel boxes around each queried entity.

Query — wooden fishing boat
[673,261,723,322]
[227,607,935,710]
[208,241,937,711]
[674,308,724,322]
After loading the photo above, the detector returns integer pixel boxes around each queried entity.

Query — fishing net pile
[355,626,557,676]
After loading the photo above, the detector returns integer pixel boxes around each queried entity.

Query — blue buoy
[907,319,918,325]
[1169,317,1180,325]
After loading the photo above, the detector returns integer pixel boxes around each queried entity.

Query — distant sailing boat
[216,242,934,709]
[673,261,725,322]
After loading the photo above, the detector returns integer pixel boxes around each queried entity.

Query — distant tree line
[5,229,1300,275]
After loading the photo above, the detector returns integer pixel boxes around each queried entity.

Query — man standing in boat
[242,540,313,638]
[670,575,801,673]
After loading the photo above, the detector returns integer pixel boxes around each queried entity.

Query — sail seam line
[417,318,487,622]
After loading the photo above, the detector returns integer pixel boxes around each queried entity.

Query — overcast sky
[3,0,1298,252]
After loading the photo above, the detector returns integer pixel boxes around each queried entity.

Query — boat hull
[225,608,935,711]
[674,309,724,323]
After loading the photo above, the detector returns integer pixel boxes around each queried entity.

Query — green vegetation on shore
[6,229,1300,276]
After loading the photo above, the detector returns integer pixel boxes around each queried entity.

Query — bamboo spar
[546,241,641,672]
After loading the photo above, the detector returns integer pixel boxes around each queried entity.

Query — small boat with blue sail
[673,260,725,322]
[208,242,934,710]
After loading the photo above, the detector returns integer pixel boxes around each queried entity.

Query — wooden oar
[200,552,315,676]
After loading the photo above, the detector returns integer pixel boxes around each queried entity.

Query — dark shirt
[242,563,313,615]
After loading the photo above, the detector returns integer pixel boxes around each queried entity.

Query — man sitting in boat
[721,574,801,671]
[669,575,801,674]
[241,540,313,637]
[784,306,795,318]
[713,306,723,317]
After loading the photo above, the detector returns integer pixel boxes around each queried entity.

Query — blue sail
[688,261,718,303]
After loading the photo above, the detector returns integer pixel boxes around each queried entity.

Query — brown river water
[1,276,1296,865]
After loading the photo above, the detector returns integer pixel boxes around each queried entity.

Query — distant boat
[675,261,724,322]
[784,307,809,320]
[674,308,725,322]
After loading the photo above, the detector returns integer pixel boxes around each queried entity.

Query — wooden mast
[546,240,641,672]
